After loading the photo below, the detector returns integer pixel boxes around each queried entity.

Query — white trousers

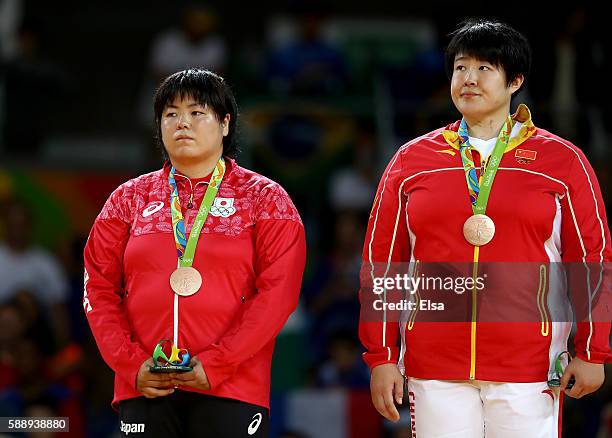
[406,378,562,438]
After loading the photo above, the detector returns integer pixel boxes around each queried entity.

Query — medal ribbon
[168,158,226,267]
[458,116,513,214]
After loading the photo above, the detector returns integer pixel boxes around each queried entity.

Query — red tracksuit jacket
[359,105,611,382]
[84,158,306,408]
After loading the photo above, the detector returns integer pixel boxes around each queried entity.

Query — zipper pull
[187,191,194,209]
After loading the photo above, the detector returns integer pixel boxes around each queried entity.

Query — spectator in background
[148,4,228,82]
[0,299,84,435]
[316,329,369,389]
[0,300,26,389]
[11,290,58,357]
[0,200,70,348]
[328,120,377,211]
[266,10,347,95]
[0,0,22,61]
[526,6,610,159]
[1,16,68,159]
[0,0,22,155]
[0,210,86,430]
[308,211,364,363]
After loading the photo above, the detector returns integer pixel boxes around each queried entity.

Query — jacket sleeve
[196,184,306,388]
[359,150,410,370]
[560,148,612,363]
[83,183,150,389]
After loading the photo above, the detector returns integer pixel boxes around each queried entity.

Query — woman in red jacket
[360,19,611,437]
[84,68,306,437]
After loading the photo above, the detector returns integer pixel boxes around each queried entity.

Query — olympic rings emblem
[210,198,236,218]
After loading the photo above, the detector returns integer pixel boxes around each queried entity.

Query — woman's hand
[136,358,176,398]
[561,357,604,398]
[370,363,404,422]
[169,356,211,391]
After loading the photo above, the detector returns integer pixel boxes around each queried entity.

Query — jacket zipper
[469,150,488,380]
[169,174,209,348]
[174,174,209,210]
[537,264,549,336]
[470,246,479,380]
[187,191,194,209]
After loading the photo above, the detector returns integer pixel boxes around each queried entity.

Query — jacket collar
[162,157,235,183]
[441,104,536,153]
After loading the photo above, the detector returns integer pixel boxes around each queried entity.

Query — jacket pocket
[536,264,550,336]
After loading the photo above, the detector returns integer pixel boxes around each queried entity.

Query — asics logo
[142,201,164,217]
[247,413,262,435]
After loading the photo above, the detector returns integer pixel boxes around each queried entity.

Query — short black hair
[153,68,238,159]
[445,19,531,93]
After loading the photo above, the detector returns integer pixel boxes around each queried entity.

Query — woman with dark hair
[359,19,611,437]
[84,68,306,436]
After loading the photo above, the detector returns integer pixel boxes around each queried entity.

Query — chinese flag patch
[515,149,537,160]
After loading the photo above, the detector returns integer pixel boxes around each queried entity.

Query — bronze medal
[463,214,495,246]
[170,266,202,297]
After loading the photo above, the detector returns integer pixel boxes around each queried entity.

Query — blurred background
[0,1,610,437]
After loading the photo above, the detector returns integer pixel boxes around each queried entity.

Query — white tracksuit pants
[407,378,562,438]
